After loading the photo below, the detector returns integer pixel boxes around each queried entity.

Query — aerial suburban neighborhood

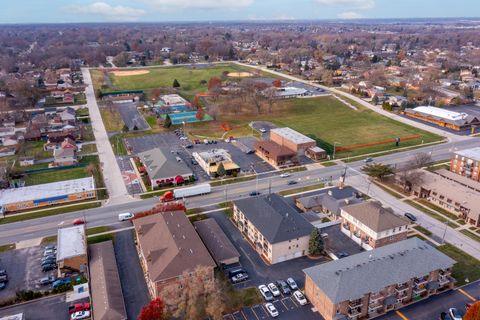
[0,2,480,320]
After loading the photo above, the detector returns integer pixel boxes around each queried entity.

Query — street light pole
[441,221,448,244]
[333,142,340,159]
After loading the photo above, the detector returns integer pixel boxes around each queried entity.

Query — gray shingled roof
[296,187,362,215]
[303,238,456,304]
[138,147,192,180]
[233,194,313,244]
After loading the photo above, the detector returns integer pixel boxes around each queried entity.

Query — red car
[72,219,85,225]
[68,303,90,314]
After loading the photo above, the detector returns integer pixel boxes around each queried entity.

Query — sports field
[187,95,442,157]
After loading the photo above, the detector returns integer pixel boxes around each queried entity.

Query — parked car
[249,191,261,197]
[448,308,463,320]
[286,277,298,290]
[440,312,453,320]
[44,248,56,256]
[265,303,279,317]
[287,180,297,185]
[42,264,57,272]
[185,144,193,149]
[41,259,56,267]
[45,245,56,250]
[53,278,71,288]
[364,157,373,163]
[293,290,308,305]
[228,267,246,278]
[180,136,188,141]
[231,273,249,284]
[0,282,6,290]
[191,159,198,165]
[404,212,417,222]
[258,285,273,301]
[69,303,91,314]
[0,270,7,283]
[337,252,349,258]
[38,276,56,286]
[279,173,290,178]
[276,280,291,295]
[71,311,91,320]
[72,218,85,225]
[267,283,281,297]
[259,128,267,133]
[42,254,56,262]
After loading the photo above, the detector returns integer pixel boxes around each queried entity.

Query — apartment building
[233,194,313,264]
[340,201,410,250]
[450,147,480,181]
[303,238,456,320]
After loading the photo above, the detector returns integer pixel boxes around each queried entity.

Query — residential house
[340,201,410,250]
[133,212,216,298]
[57,225,87,277]
[295,187,362,218]
[450,147,480,181]
[53,147,77,167]
[192,149,240,177]
[137,148,193,188]
[303,238,455,320]
[232,194,313,264]
[58,107,76,124]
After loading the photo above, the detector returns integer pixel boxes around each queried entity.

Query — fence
[335,135,422,152]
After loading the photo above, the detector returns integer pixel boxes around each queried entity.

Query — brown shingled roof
[341,201,409,232]
[133,211,216,283]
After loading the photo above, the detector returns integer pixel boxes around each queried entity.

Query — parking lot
[116,156,143,195]
[117,102,150,131]
[0,245,56,303]
[223,295,321,320]
[0,294,70,320]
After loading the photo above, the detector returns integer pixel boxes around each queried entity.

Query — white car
[279,173,290,178]
[258,285,273,301]
[265,303,279,317]
[259,128,267,133]
[71,311,91,320]
[180,136,188,140]
[286,277,298,290]
[293,290,308,305]
[267,282,281,297]
[118,212,134,221]
[448,308,463,320]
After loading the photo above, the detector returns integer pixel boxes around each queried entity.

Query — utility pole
[441,221,448,244]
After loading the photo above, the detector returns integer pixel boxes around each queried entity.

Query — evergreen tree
[172,79,180,88]
[308,228,324,256]
[122,124,129,133]
[217,162,226,177]
[163,114,172,128]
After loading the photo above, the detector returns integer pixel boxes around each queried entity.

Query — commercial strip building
[89,241,127,320]
[303,238,456,320]
[57,225,87,277]
[137,147,193,188]
[133,212,216,298]
[450,147,480,181]
[232,194,313,264]
[408,170,480,227]
[192,149,240,177]
[194,218,240,267]
[0,176,96,213]
[340,201,410,250]
[403,106,480,131]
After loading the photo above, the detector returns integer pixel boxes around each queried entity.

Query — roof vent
[368,254,374,260]
[182,235,186,239]
[189,249,193,254]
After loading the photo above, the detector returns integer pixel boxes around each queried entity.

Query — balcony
[369,293,384,303]
[368,303,383,313]
[414,277,429,286]
[395,284,409,293]
[439,275,451,286]
[413,286,427,295]
[349,299,363,309]
[347,308,361,318]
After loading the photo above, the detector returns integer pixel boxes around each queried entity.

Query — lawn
[279,183,326,196]
[438,243,480,286]
[99,106,124,132]
[24,167,89,186]
[78,144,98,155]
[21,141,53,160]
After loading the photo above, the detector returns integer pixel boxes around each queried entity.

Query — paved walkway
[81,68,132,205]
[235,62,464,142]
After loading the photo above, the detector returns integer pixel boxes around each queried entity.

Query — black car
[38,276,56,286]
[404,212,417,222]
[337,252,350,258]
[276,280,291,295]
[439,312,453,320]
[287,180,297,185]
[0,270,7,283]
[41,255,56,262]
[41,259,56,266]
[0,282,6,290]
[249,191,261,196]
[228,267,247,278]
[42,264,57,272]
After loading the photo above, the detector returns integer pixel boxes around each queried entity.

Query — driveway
[208,211,328,289]
[114,229,150,319]
[0,294,69,320]
[82,68,130,205]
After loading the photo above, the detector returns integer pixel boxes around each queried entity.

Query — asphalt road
[1,137,479,257]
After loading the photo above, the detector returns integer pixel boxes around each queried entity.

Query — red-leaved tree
[272,79,282,88]
[465,302,480,320]
[138,298,166,320]
[208,77,222,91]
[196,108,205,120]
[192,95,201,109]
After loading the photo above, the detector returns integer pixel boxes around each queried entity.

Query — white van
[118,212,134,221]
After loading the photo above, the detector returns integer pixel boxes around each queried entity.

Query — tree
[362,163,394,181]
[272,79,282,88]
[138,298,166,320]
[191,95,201,109]
[208,77,222,91]
[465,301,480,320]
[372,95,379,105]
[84,163,97,177]
[196,108,205,121]
[216,162,226,177]
[151,88,162,102]
[163,114,172,128]
[133,124,139,131]
[172,79,180,88]
[122,124,129,133]
[308,228,324,256]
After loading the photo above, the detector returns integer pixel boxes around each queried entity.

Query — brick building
[254,140,298,169]
[270,127,316,155]
[57,225,88,277]
[303,238,456,320]
[340,201,410,250]
[450,147,480,181]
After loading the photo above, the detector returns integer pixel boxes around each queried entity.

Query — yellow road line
[396,310,409,320]
[458,288,477,302]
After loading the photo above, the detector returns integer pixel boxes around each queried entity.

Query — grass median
[438,243,480,286]
[279,183,325,196]
[404,200,459,228]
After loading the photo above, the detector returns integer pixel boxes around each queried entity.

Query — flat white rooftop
[413,106,468,121]
[455,147,480,161]
[160,94,187,106]
[57,225,87,261]
[0,177,95,207]
[271,127,315,144]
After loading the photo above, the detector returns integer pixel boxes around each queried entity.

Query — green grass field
[438,243,480,285]
[24,167,89,185]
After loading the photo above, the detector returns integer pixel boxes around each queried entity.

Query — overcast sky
[1,0,480,23]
